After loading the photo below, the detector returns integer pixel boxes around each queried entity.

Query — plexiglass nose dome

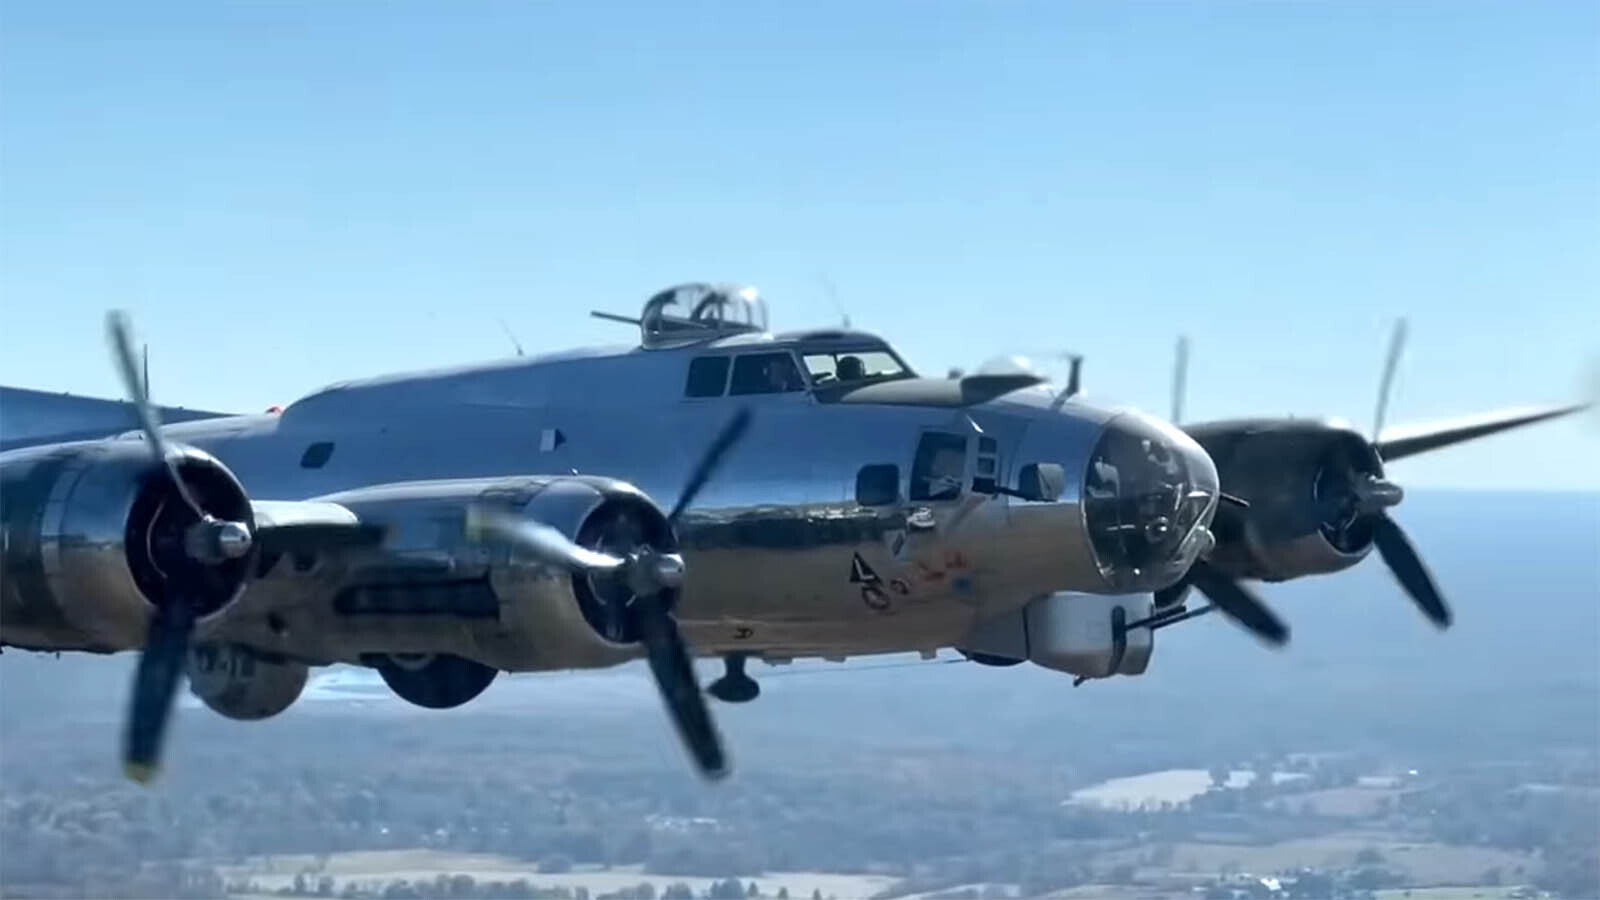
[1082,410,1220,592]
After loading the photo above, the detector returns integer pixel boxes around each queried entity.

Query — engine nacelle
[959,592,1155,679]
[1185,419,1381,583]
[307,474,677,669]
[0,440,253,652]
[187,642,308,720]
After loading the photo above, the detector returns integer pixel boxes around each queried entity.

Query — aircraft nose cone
[1082,410,1220,592]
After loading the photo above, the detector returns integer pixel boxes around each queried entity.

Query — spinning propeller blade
[635,592,728,777]
[1186,561,1289,646]
[108,312,205,520]
[123,591,197,783]
[107,312,233,783]
[667,407,752,527]
[1372,318,1408,440]
[1372,513,1451,628]
[465,409,753,779]
[465,509,626,574]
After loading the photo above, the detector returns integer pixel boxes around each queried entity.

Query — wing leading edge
[0,385,235,452]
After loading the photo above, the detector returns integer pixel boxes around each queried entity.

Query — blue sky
[2,1,1595,488]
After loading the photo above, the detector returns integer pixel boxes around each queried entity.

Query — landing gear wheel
[375,653,498,710]
[707,654,760,704]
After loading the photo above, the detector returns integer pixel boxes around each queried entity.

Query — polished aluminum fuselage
[1,330,1212,672]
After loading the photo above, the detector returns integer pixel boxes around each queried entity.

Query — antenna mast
[497,319,526,357]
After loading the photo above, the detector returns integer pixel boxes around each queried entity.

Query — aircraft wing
[1374,402,1592,462]
[0,385,235,452]
[2,408,752,784]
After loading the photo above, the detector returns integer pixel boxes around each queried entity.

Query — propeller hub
[622,550,685,597]
[1311,436,1390,555]
[651,553,686,590]
[184,518,254,564]
[1353,475,1403,513]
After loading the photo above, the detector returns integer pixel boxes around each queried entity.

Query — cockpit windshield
[802,349,911,387]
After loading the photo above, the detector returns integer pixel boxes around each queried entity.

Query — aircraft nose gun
[1081,411,1220,593]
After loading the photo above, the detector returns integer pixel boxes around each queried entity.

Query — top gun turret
[592,283,771,350]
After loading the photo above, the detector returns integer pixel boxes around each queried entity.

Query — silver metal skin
[0,440,253,652]
[5,286,1584,785]
[0,285,1219,687]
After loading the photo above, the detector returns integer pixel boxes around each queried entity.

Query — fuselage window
[729,352,805,395]
[300,441,335,469]
[910,432,967,502]
[685,356,732,398]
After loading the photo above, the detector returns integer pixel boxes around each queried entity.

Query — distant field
[1098,834,1536,885]
[1043,886,1177,899]
[1064,769,1309,810]
[1374,888,1533,900]
[1269,786,1406,818]
[219,849,895,899]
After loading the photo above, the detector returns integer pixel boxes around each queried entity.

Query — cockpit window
[802,350,909,386]
[729,352,806,395]
[685,356,731,398]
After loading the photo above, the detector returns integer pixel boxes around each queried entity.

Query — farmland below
[2,490,1597,899]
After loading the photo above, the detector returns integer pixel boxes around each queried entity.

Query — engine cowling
[187,642,308,720]
[0,441,253,652]
[1186,419,1384,583]
[311,474,678,668]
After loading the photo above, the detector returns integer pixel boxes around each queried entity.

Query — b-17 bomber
[0,283,1587,783]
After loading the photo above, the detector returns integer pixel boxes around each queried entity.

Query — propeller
[1187,559,1289,646]
[109,314,391,783]
[1345,318,1451,628]
[1169,319,1588,642]
[1153,494,1289,646]
[107,312,256,783]
[108,312,207,523]
[1372,318,1408,439]
[1188,319,1449,634]
[1372,514,1450,627]
[465,408,753,779]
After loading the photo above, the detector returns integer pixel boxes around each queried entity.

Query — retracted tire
[375,653,498,709]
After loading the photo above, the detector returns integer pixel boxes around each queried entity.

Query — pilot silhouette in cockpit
[836,355,866,381]
[764,357,804,392]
